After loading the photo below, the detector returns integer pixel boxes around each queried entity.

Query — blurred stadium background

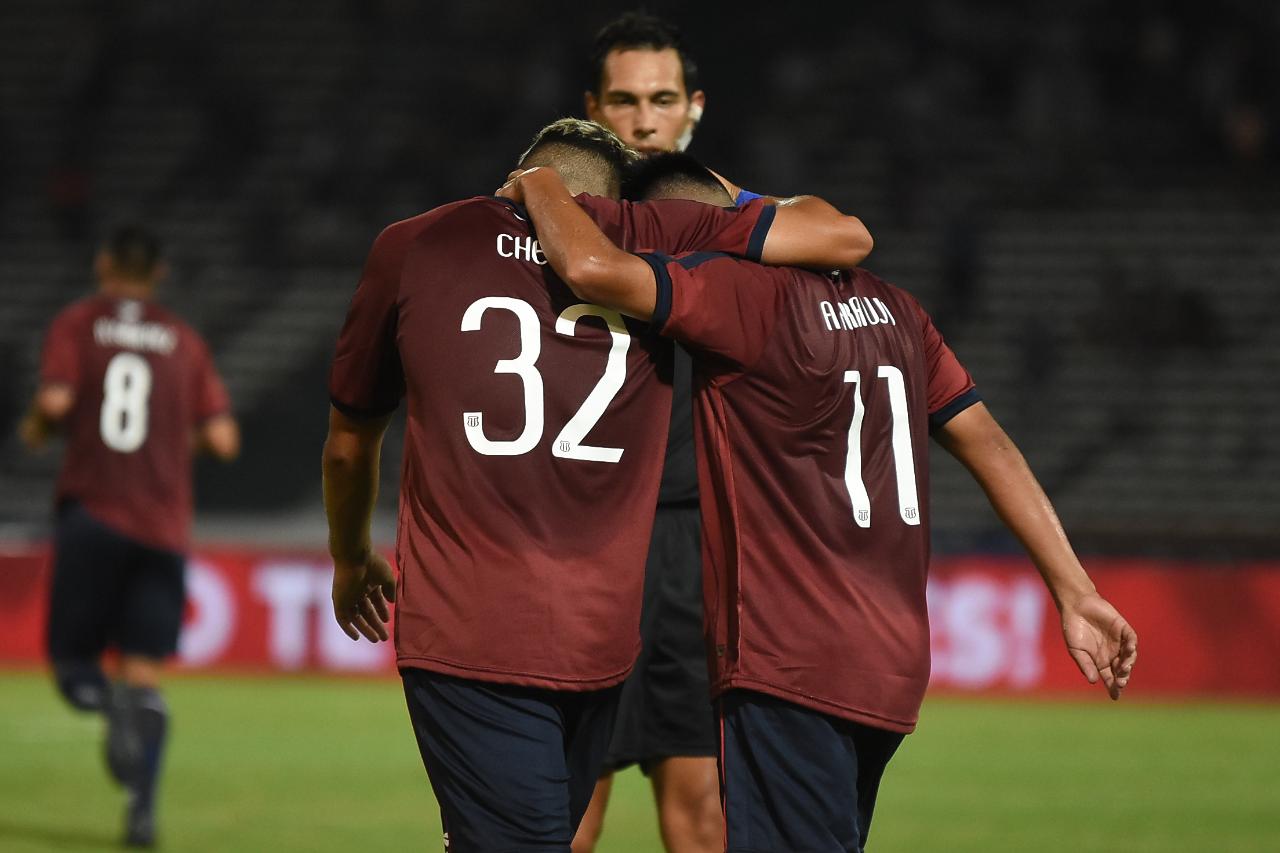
[1,1,1278,850]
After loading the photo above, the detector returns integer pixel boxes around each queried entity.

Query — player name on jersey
[496,232,547,265]
[93,317,178,354]
[818,296,897,332]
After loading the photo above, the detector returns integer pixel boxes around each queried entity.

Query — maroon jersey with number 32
[645,253,980,732]
[39,295,231,554]
[329,195,774,690]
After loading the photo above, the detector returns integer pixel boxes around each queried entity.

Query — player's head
[624,152,733,208]
[584,12,705,156]
[517,118,638,199]
[94,225,167,292]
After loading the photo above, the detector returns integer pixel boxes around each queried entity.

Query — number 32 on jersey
[460,297,629,463]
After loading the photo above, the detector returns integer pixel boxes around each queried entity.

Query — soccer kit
[40,294,230,663]
[642,252,979,851]
[328,194,774,850]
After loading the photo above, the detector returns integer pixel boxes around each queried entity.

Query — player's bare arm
[322,405,396,643]
[20,383,75,450]
[934,402,1138,699]
[504,167,661,320]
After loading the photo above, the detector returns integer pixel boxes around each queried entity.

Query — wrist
[330,540,371,569]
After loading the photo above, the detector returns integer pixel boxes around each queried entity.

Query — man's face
[586,48,705,155]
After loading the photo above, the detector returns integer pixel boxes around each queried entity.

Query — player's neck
[100,280,155,302]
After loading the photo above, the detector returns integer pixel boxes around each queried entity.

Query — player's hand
[496,167,539,203]
[331,550,397,643]
[1060,592,1137,700]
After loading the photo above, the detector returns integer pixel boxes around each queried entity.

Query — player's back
[41,294,227,554]
[655,256,977,731]
[365,198,673,689]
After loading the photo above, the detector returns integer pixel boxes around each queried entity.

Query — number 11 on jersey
[842,366,920,528]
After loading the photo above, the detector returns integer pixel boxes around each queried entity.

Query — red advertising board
[2,546,1278,696]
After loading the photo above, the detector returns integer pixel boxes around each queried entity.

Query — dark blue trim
[676,251,730,271]
[330,395,398,421]
[637,253,674,331]
[488,196,529,221]
[735,189,764,207]
[928,387,982,433]
[745,205,776,262]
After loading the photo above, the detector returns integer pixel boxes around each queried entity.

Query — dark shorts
[606,504,715,772]
[401,668,621,852]
[719,690,905,853]
[46,502,186,663]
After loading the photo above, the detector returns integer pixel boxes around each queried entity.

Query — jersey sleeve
[328,225,407,419]
[916,303,980,432]
[39,305,84,390]
[190,334,231,422]
[577,194,775,260]
[644,253,786,372]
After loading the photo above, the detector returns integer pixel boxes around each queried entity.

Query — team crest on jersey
[858,509,870,524]
[467,415,480,428]
[118,299,144,323]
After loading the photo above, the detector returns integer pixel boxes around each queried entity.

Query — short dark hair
[103,225,163,279]
[589,12,699,95]
[623,152,732,206]
[518,118,639,198]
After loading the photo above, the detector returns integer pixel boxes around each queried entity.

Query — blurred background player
[577,13,759,852]
[511,156,1139,853]
[21,224,239,847]
[323,118,868,851]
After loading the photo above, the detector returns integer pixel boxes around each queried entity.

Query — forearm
[322,424,384,566]
[937,409,1094,610]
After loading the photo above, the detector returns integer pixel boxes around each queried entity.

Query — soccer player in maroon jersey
[322,119,871,851]
[503,156,1139,853]
[22,225,239,848]
[576,16,761,851]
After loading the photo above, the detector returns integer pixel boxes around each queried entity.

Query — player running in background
[322,119,870,851]
[504,157,1139,853]
[577,14,746,851]
[21,225,239,848]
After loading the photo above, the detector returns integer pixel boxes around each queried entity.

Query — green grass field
[1,671,1277,852]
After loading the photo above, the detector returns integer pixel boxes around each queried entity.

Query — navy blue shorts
[47,501,186,663]
[607,504,715,772]
[719,690,905,853]
[401,668,622,852]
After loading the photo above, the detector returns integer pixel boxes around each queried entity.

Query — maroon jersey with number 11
[39,294,231,554]
[329,195,775,691]
[644,253,980,733]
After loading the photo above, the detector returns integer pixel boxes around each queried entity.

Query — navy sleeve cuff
[330,395,398,421]
[928,387,982,433]
[745,205,776,262]
[636,253,674,332]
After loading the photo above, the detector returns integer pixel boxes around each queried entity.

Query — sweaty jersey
[328,194,775,691]
[643,253,980,732]
[39,294,231,554]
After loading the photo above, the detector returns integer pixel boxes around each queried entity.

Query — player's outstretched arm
[19,384,74,450]
[502,167,660,320]
[323,405,397,643]
[757,194,873,271]
[934,402,1138,699]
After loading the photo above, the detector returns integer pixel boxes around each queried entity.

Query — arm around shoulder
[762,194,873,270]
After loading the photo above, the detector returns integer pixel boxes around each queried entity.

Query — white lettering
[496,234,547,265]
[496,233,515,259]
[93,318,177,354]
[872,297,896,325]
[927,574,1049,690]
[819,301,840,331]
[848,298,869,327]
[860,297,881,325]
[253,563,317,669]
[837,302,858,330]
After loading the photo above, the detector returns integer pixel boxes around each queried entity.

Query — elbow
[838,216,873,268]
[562,255,616,304]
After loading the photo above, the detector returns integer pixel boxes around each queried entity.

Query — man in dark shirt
[23,225,239,847]
[503,156,1138,853]
[322,119,871,851]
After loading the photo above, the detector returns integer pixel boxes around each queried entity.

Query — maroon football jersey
[646,253,979,732]
[39,294,231,554]
[329,195,774,690]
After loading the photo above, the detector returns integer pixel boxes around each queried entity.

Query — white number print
[842,366,920,527]
[99,352,153,453]
[460,298,631,462]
